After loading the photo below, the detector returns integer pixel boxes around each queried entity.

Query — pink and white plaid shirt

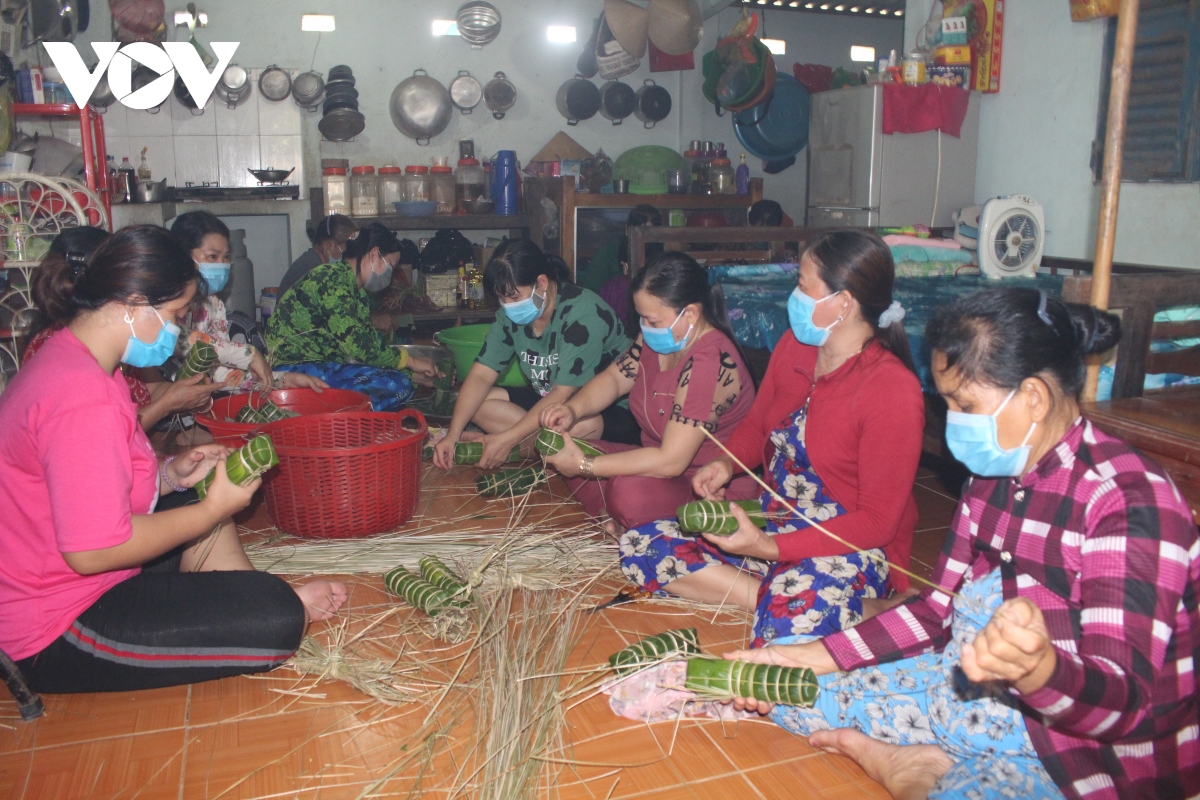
[823,418,1199,800]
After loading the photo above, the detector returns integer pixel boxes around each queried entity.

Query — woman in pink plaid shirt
[725,288,1198,800]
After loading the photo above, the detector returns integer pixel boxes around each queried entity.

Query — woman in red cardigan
[618,229,924,647]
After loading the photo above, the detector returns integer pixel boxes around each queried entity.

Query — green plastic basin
[434,324,528,387]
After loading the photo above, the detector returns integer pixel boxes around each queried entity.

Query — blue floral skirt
[278,362,414,411]
[769,570,1063,800]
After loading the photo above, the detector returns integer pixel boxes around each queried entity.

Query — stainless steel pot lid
[319,108,365,141]
[259,66,292,102]
[456,0,501,48]
[449,71,482,113]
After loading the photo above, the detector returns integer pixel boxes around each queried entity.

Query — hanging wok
[389,70,452,145]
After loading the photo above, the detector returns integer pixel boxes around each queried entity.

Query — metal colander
[456,0,501,48]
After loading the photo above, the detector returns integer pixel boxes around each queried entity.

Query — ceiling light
[865,6,875,11]
[835,4,845,9]
[762,38,786,54]
[789,1,799,5]
[895,9,904,14]
[301,14,335,32]
[850,45,875,61]
[174,10,207,26]
[774,0,783,5]
[547,25,577,43]
[820,3,830,8]
[850,5,860,10]
[432,19,458,36]
[806,2,815,6]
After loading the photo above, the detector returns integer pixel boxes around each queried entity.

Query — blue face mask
[944,389,1037,477]
[121,306,181,368]
[640,307,694,355]
[198,263,230,294]
[502,287,545,326]
[787,287,841,346]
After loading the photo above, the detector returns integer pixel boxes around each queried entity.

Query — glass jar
[350,166,378,217]
[709,157,736,195]
[377,165,403,211]
[455,158,486,213]
[902,51,928,85]
[404,165,430,202]
[322,167,349,216]
[430,164,455,214]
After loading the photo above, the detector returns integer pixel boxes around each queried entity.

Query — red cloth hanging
[881,83,971,137]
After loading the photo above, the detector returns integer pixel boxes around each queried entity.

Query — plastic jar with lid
[455,158,486,214]
[404,165,430,202]
[430,164,455,214]
[350,166,378,217]
[322,167,349,216]
[709,157,736,195]
[377,166,403,211]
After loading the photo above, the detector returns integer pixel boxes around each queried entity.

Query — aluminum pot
[598,80,636,125]
[483,71,516,119]
[216,65,251,110]
[389,69,452,145]
[556,75,600,126]
[259,65,292,102]
[634,79,672,129]
[449,70,482,114]
[132,65,166,114]
[292,70,324,111]
[89,70,116,111]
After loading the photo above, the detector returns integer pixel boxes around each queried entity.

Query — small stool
[0,648,43,721]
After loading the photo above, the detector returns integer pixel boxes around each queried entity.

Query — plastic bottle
[735,153,750,196]
[118,157,136,203]
[137,148,151,181]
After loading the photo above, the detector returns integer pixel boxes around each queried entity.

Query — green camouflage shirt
[265,261,402,369]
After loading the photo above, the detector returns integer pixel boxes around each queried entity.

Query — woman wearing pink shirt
[0,225,346,693]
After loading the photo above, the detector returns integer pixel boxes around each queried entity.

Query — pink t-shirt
[0,328,158,660]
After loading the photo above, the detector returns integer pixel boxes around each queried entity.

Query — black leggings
[16,492,306,694]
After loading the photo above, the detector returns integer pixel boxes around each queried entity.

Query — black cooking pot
[322,97,359,115]
[328,64,354,82]
[174,74,202,114]
[323,85,359,104]
[324,78,357,93]
[556,76,600,126]
[598,80,636,125]
[634,79,671,129]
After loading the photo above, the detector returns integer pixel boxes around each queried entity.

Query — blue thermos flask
[490,150,519,215]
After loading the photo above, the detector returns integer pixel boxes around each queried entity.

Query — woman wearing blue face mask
[265,223,439,411]
[536,252,757,532]
[631,229,925,648]
[719,289,1198,800]
[432,238,634,471]
[0,225,348,694]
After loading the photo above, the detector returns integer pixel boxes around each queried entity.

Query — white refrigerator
[807,84,979,229]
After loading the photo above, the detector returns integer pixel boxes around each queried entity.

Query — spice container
[667,169,688,194]
[350,166,378,217]
[377,166,404,211]
[902,51,928,85]
[322,167,349,215]
[455,157,487,214]
[430,163,455,213]
[404,165,430,202]
[709,157,736,195]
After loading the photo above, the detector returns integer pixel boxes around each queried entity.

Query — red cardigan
[725,334,924,590]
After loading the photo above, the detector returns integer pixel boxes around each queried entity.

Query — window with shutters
[1093,0,1200,182]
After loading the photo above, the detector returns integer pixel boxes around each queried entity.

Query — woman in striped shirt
[725,288,1198,800]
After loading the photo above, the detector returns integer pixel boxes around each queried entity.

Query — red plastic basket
[196,388,372,447]
[259,410,427,539]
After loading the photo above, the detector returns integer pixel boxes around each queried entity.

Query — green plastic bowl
[434,324,528,387]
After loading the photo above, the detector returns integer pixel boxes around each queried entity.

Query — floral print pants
[619,402,889,647]
[770,570,1063,800]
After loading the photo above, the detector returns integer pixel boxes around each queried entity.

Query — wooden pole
[1083,0,1140,403]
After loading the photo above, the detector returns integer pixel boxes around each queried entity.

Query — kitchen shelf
[12,103,112,223]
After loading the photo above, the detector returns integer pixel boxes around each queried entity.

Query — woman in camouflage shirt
[265,224,437,410]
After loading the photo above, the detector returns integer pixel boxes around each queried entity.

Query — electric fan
[977,195,1044,279]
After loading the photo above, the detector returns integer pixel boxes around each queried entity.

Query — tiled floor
[0,460,961,799]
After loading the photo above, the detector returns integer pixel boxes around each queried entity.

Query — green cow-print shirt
[477,283,631,395]
[265,261,402,369]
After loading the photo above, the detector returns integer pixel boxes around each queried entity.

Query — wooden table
[1083,386,1200,522]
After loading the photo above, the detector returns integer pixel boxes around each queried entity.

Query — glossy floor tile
[0,467,910,799]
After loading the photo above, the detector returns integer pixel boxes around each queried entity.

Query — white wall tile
[169,95,217,137]
[128,135,176,185]
[259,135,302,186]
[97,105,129,138]
[214,94,259,136]
[125,104,174,137]
[217,136,260,187]
[105,136,131,165]
[174,137,217,186]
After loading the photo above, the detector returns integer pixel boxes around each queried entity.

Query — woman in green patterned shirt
[432,239,637,470]
[265,224,438,410]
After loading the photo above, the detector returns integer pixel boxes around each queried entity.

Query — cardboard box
[943,0,1003,93]
[929,65,971,89]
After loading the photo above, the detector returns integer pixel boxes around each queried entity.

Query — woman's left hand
[167,444,232,488]
[544,432,586,477]
[961,598,1056,694]
[407,355,440,387]
[248,349,273,389]
[701,503,779,560]
[275,371,328,391]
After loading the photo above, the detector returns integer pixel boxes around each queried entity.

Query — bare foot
[601,519,620,537]
[861,588,921,621]
[295,580,348,624]
[809,728,953,800]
